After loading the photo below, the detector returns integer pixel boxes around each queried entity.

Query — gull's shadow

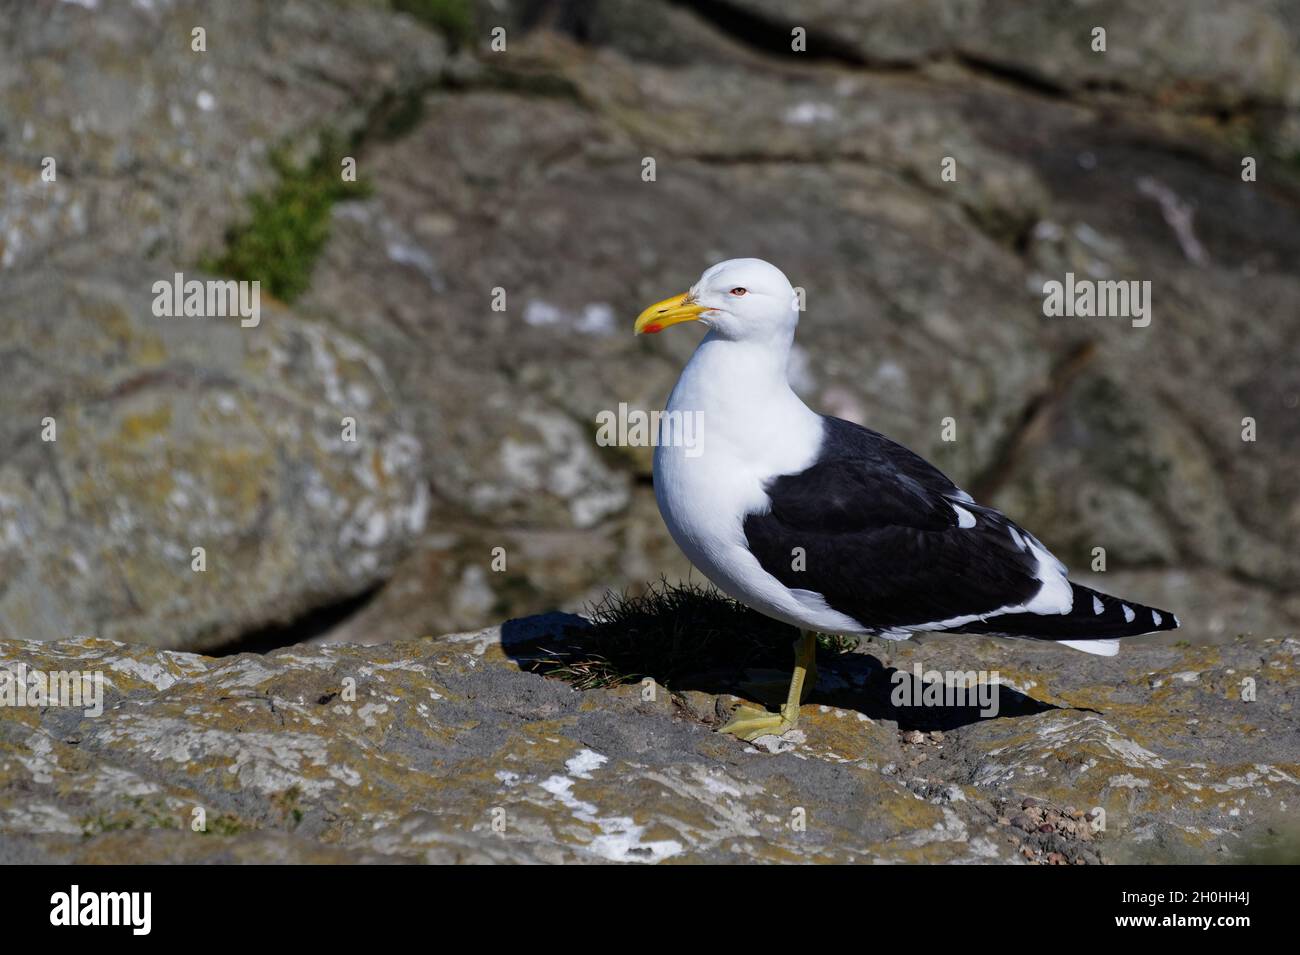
[797,650,1057,731]
[501,602,1059,732]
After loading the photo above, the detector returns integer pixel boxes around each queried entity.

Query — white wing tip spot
[1151,610,1162,626]
[951,504,976,529]
[1092,595,1104,616]
[1122,604,1136,624]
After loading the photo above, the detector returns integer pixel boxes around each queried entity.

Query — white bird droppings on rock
[565,749,608,779]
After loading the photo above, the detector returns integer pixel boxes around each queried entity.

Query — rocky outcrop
[2,612,1295,863]
[0,0,446,649]
[0,255,427,651]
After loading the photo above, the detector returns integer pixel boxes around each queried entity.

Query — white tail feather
[1056,638,1119,657]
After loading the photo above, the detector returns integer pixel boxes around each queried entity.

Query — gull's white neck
[663,328,822,472]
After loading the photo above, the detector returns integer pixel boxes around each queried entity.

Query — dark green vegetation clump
[392,0,474,48]
[528,580,858,691]
[206,134,368,302]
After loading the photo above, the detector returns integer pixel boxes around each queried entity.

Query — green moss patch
[392,0,475,48]
[205,133,369,302]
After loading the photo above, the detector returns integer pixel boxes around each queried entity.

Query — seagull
[634,258,1179,741]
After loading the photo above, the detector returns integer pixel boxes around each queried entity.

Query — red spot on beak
[643,323,663,334]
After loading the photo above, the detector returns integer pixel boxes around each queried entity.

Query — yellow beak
[634,292,706,335]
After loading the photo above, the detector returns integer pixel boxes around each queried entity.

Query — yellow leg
[719,630,817,741]
[739,650,817,705]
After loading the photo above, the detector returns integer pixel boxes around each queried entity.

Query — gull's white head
[634,258,797,343]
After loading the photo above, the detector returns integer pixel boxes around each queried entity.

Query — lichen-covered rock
[1,615,1293,863]
[1,0,1297,647]
[0,253,427,651]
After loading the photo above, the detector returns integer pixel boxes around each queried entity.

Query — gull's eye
[730,287,748,296]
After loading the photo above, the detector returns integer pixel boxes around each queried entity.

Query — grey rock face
[0,0,447,648]
[0,0,446,270]
[0,254,427,651]
[731,0,1300,113]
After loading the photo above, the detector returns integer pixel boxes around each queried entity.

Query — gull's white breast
[651,335,867,634]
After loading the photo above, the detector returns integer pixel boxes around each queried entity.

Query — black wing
[743,416,1049,631]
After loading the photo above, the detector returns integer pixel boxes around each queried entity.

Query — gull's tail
[950,583,1179,653]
